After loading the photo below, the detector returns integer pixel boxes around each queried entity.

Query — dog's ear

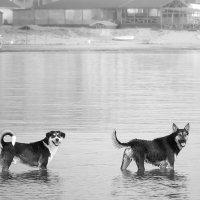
[184,123,190,133]
[43,131,52,145]
[46,131,52,138]
[172,123,178,132]
[59,131,65,138]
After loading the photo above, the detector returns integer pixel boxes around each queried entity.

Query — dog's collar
[43,141,49,149]
[43,141,59,150]
[43,141,58,162]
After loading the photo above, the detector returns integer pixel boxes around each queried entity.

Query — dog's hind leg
[121,147,133,171]
[1,150,14,172]
[135,153,145,173]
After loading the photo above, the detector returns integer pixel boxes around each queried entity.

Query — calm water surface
[0,51,200,200]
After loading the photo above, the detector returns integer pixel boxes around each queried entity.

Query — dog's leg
[1,149,14,172]
[133,150,145,173]
[169,161,174,170]
[38,155,48,170]
[136,155,145,173]
[159,160,168,169]
[121,147,133,171]
[167,154,175,170]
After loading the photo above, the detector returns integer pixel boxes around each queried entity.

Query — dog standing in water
[0,130,65,172]
[112,123,189,172]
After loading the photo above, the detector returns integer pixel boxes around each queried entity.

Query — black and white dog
[0,130,65,171]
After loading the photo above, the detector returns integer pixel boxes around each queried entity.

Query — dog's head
[173,123,189,150]
[45,130,65,147]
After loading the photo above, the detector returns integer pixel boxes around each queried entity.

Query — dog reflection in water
[0,130,65,172]
[113,123,189,173]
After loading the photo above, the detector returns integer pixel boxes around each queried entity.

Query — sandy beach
[1,25,200,51]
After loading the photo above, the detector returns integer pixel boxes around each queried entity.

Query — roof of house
[39,0,127,9]
[122,0,186,8]
[39,0,187,9]
[0,0,19,8]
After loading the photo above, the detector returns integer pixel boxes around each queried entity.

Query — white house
[0,0,19,24]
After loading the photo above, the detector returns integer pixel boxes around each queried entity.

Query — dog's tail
[112,129,130,149]
[0,130,16,148]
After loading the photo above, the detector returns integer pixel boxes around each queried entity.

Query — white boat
[113,36,135,41]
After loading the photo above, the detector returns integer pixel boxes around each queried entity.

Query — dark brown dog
[112,123,189,172]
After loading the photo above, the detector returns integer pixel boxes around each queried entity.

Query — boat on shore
[113,36,135,41]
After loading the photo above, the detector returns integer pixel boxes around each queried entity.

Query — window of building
[127,9,144,16]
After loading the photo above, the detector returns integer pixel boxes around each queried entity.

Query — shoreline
[1,26,200,52]
[1,43,200,52]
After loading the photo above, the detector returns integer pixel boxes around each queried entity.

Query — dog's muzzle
[179,140,186,147]
[52,139,61,146]
[175,136,187,150]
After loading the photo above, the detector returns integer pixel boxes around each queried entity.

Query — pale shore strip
[1,26,200,52]
[1,43,200,52]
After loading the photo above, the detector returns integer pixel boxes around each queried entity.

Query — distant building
[0,11,3,26]
[185,0,200,3]
[0,0,19,25]
[13,0,58,9]
[12,0,200,29]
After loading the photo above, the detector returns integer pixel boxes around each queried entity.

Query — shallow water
[0,51,200,199]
